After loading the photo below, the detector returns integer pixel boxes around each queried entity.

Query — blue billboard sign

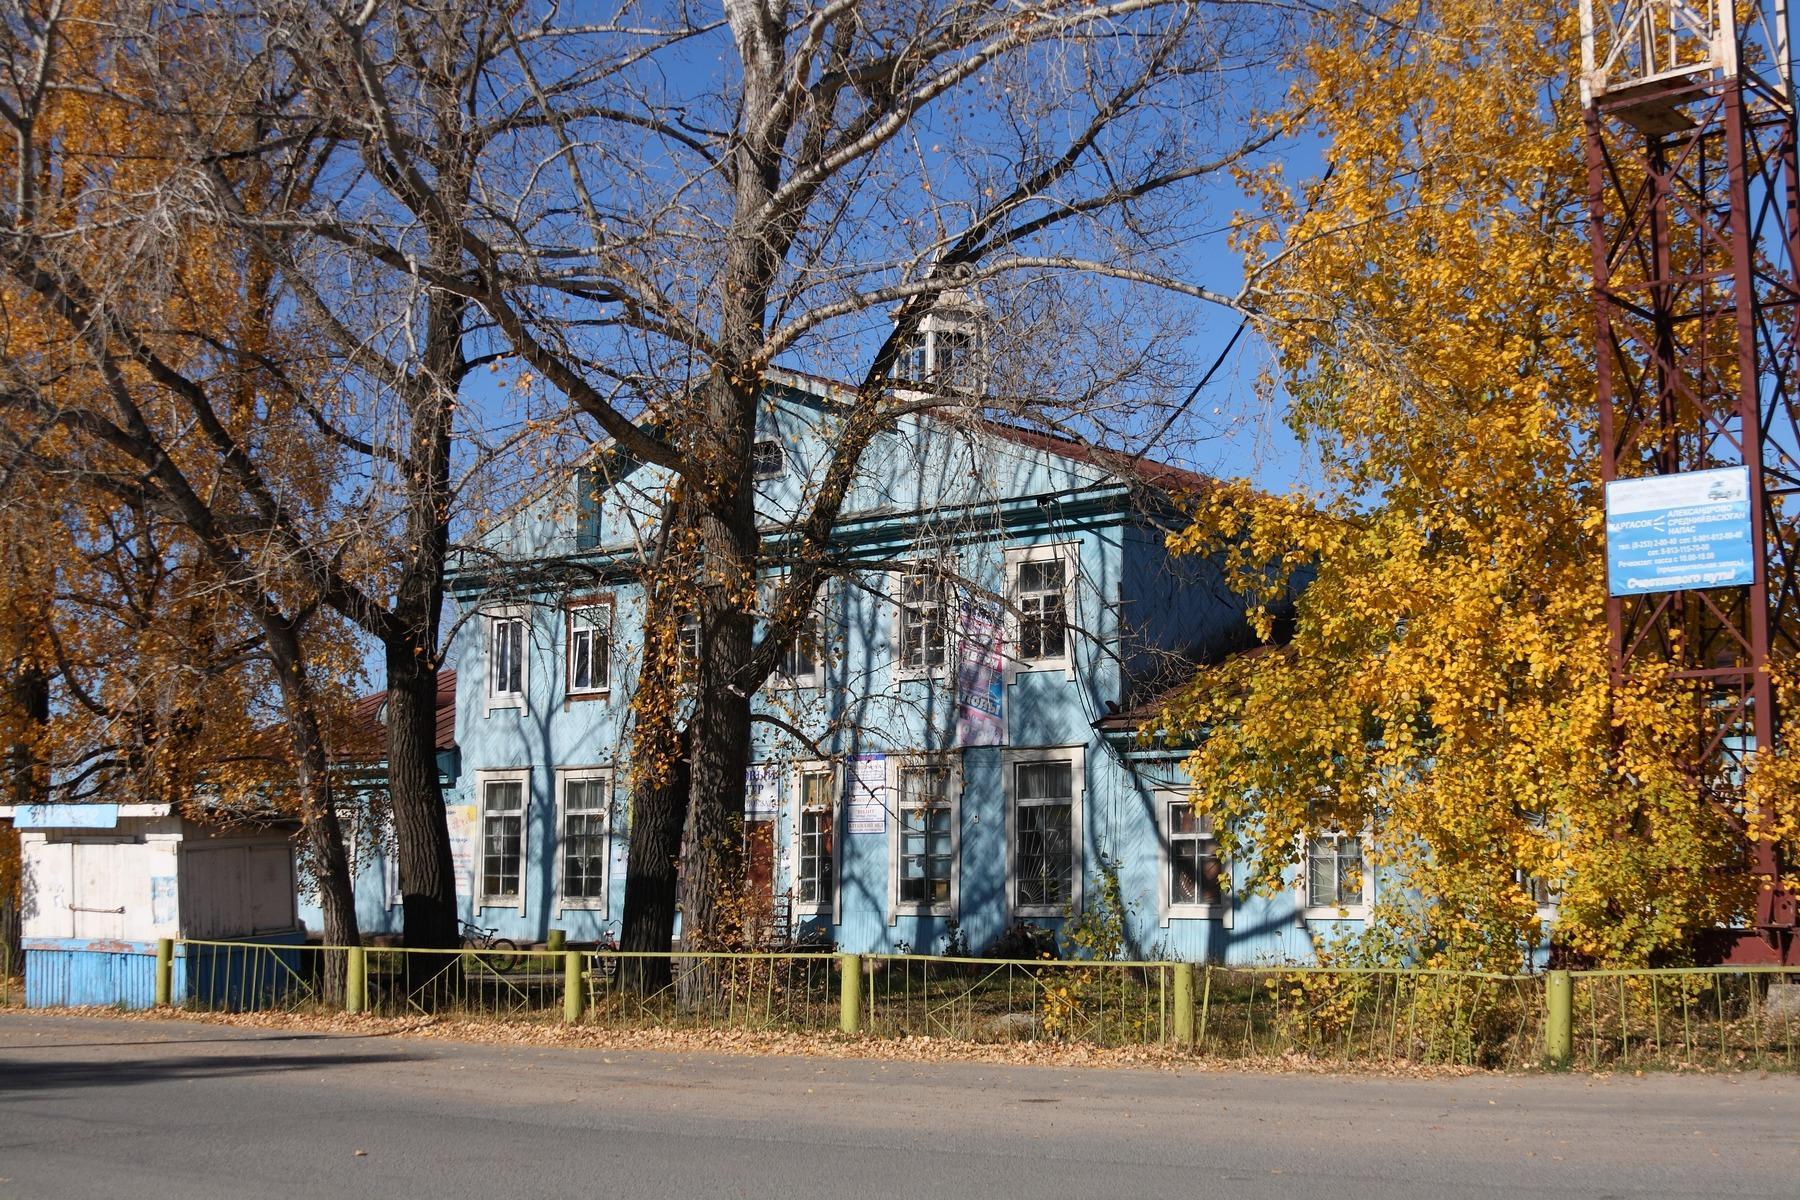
[1605,466,1755,597]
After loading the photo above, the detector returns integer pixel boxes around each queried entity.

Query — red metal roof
[338,670,457,761]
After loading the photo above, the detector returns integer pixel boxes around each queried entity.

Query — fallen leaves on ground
[8,1005,1492,1077]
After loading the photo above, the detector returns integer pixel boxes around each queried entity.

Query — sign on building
[1605,466,1755,597]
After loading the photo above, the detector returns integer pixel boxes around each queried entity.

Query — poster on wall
[446,803,478,898]
[846,753,886,835]
[954,590,1007,746]
[746,763,782,818]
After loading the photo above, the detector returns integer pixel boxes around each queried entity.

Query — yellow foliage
[1162,0,1766,968]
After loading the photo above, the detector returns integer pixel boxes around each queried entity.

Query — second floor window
[899,570,948,672]
[776,591,825,685]
[568,606,608,696]
[1016,558,1067,662]
[489,615,525,704]
[676,613,701,670]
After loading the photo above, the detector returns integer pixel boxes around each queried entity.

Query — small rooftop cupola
[893,279,988,396]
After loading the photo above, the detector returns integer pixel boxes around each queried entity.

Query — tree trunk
[2,661,46,974]
[270,643,359,1005]
[620,491,701,988]
[678,578,755,950]
[297,765,359,1006]
[618,723,688,993]
[386,644,458,953]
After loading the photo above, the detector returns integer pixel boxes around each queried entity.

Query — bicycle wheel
[479,938,521,974]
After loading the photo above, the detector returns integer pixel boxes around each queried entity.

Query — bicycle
[458,918,521,975]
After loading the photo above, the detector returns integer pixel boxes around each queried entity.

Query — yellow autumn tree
[1162,0,1764,968]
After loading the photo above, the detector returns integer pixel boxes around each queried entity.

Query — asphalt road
[0,1014,1794,1200]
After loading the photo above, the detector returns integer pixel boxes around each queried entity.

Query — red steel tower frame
[1582,0,1799,963]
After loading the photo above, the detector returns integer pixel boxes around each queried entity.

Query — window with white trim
[478,773,527,908]
[897,569,948,674]
[752,438,785,480]
[487,613,526,709]
[1016,559,1067,662]
[1004,544,1077,676]
[1004,747,1083,916]
[1304,833,1370,915]
[1170,807,1224,908]
[894,761,956,914]
[896,333,929,383]
[933,329,975,389]
[567,602,610,698]
[770,581,826,688]
[558,771,609,908]
[1156,791,1229,924]
[676,612,701,670]
[796,768,834,910]
[1520,870,1560,922]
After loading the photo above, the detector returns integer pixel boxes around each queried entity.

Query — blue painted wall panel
[23,940,169,1009]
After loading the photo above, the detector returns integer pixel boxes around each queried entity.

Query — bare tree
[185,0,1287,955]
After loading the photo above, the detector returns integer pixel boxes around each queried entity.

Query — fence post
[547,929,567,954]
[1545,969,1573,1068]
[563,951,584,1024]
[839,953,862,1035]
[345,946,367,1016]
[1172,962,1194,1049]
[154,938,174,1008]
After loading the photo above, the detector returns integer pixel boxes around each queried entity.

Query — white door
[70,842,126,940]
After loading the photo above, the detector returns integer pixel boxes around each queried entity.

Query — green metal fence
[1568,967,1800,1071]
[18,939,1800,1071]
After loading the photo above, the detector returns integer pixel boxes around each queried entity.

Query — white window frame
[1003,542,1079,680]
[1299,830,1373,920]
[1002,746,1084,918]
[475,769,530,913]
[887,753,962,921]
[787,760,841,922]
[484,607,529,714]
[769,580,828,690]
[565,598,612,702]
[554,767,611,915]
[1155,790,1232,926]
[891,566,952,680]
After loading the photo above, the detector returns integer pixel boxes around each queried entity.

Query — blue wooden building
[309,368,1390,963]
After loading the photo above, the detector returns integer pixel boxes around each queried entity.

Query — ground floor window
[1306,833,1367,912]
[479,775,526,905]
[1169,805,1223,908]
[797,768,835,908]
[1014,760,1074,908]
[559,773,608,906]
[897,764,954,909]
